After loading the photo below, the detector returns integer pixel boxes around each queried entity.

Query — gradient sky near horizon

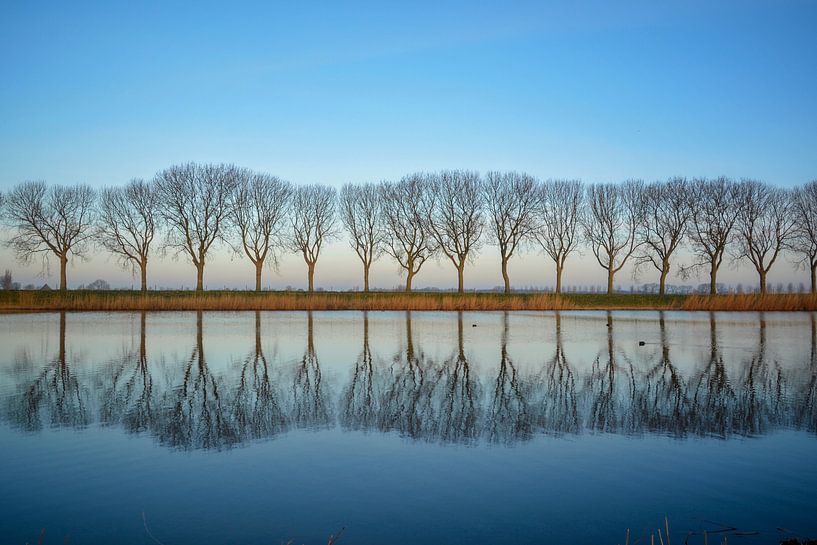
[1,0,816,290]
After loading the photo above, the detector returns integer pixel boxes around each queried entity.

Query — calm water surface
[1,310,815,544]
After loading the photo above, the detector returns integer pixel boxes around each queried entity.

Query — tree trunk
[457,263,465,294]
[709,266,718,295]
[501,257,510,295]
[195,261,204,291]
[255,260,263,292]
[363,263,370,293]
[555,264,563,295]
[307,261,315,292]
[811,262,816,294]
[607,269,615,295]
[140,257,148,292]
[658,262,669,296]
[405,257,415,293]
[759,270,767,295]
[59,254,68,291]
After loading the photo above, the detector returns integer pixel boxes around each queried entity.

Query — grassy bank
[0,290,815,312]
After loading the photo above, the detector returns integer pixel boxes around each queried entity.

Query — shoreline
[0,291,815,312]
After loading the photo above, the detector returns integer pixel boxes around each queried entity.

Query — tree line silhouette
[3,311,815,450]
[1,164,815,294]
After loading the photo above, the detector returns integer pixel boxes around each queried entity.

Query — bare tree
[379,175,435,292]
[0,269,14,290]
[230,170,292,291]
[792,180,817,293]
[155,163,238,291]
[635,177,692,295]
[535,179,584,294]
[483,171,541,294]
[340,182,384,292]
[425,170,485,293]
[683,177,741,295]
[3,181,96,291]
[734,180,796,294]
[289,184,338,292]
[95,179,158,291]
[583,180,644,294]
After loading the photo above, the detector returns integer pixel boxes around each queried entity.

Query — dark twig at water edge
[618,518,816,545]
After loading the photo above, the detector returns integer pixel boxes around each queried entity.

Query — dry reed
[681,293,817,311]
[0,290,815,312]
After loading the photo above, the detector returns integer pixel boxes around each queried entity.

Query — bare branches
[483,171,541,293]
[230,171,292,291]
[95,179,158,291]
[2,168,812,294]
[734,179,796,294]
[791,180,817,293]
[289,184,339,292]
[425,170,485,293]
[340,182,384,292]
[683,177,741,295]
[155,163,239,291]
[635,177,692,295]
[583,180,644,294]
[3,181,96,291]
[379,175,435,292]
[535,179,583,294]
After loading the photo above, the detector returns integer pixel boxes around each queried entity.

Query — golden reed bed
[0,291,815,312]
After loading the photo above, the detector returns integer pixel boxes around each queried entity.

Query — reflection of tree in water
[529,312,579,435]
[733,313,789,434]
[232,311,288,442]
[373,311,482,444]
[99,312,154,433]
[6,312,91,431]
[632,312,690,436]
[291,311,332,429]
[487,311,532,443]
[340,311,378,431]
[377,311,438,440]
[584,311,632,433]
[435,312,481,443]
[4,311,817,449]
[796,313,817,432]
[155,311,239,450]
[688,312,737,436]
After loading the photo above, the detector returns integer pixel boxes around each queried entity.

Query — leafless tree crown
[635,177,693,293]
[155,162,239,290]
[340,182,385,291]
[95,178,158,289]
[583,180,644,292]
[791,180,817,292]
[289,184,339,291]
[378,174,435,291]
[230,170,292,290]
[535,179,584,293]
[483,171,541,292]
[681,177,741,293]
[3,181,96,289]
[425,170,485,292]
[734,179,796,293]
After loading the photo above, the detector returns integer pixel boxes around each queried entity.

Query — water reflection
[2,310,816,450]
[8,312,91,431]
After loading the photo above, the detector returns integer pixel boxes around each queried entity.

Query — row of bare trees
[1,164,815,294]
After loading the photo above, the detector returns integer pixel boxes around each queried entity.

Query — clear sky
[1,0,816,290]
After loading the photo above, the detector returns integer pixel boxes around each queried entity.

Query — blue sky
[1,0,816,289]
